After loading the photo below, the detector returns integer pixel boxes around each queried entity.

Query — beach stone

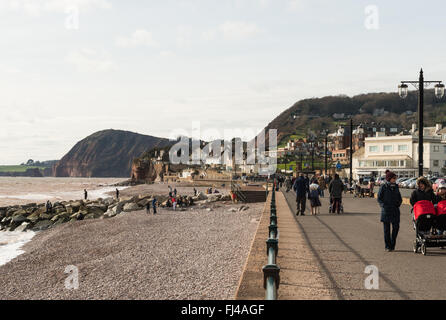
[32,220,52,231]
[15,222,30,232]
[104,209,118,219]
[51,212,69,222]
[228,208,237,213]
[123,203,140,212]
[65,205,73,214]
[27,212,40,223]
[70,212,84,221]
[0,210,5,219]
[12,209,27,217]
[195,192,208,201]
[39,213,53,220]
[137,198,151,207]
[12,214,27,223]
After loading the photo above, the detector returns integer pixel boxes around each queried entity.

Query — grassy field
[0,165,44,173]
[278,133,305,148]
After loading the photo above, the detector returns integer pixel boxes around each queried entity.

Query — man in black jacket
[293,174,308,216]
[378,171,402,252]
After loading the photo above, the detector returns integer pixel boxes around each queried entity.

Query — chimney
[411,123,417,133]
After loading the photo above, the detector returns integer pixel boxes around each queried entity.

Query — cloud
[233,0,270,9]
[65,48,115,72]
[115,29,159,48]
[288,0,305,12]
[5,0,111,16]
[219,21,263,40]
[176,25,193,48]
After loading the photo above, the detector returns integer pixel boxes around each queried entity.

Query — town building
[352,124,446,180]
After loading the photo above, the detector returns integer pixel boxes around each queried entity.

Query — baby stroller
[413,200,446,255]
[329,197,344,214]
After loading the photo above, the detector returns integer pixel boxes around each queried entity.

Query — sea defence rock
[0,190,233,232]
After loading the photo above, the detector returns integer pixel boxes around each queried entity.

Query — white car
[401,177,416,188]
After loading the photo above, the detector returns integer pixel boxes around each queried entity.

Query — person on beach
[293,173,308,216]
[146,201,151,214]
[174,188,177,197]
[152,198,158,215]
[172,197,177,211]
[46,200,52,214]
[116,188,120,200]
[377,171,402,252]
[193,187,197,196]
[410,177,436,207]
[84,189,88,201]
[309,181,321,215]
[329,174,344,214]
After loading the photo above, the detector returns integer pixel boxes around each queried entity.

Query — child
[309,182,322,215]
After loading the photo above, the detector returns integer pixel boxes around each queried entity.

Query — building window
[383,145,393,152]
[398,145,408,152]
[433,145,440,152]
[369,146,378,152]
[434,160,440,167]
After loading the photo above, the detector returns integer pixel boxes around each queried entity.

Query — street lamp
[399,69,444,177]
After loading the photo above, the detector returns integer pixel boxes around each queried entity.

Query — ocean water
[0,177,128,266]
[0,231,36,266]
[0,177,127,206]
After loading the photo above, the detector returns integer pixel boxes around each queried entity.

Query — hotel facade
[353,131,446,179]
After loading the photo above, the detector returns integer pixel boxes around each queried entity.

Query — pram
[413,200,446,255]
[329,196,344,214]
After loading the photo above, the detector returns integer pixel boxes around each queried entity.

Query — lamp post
[399,69,445,177]
[350,118,353,185]
[321,130,329,176]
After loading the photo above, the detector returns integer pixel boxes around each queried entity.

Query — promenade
[238,188,446,300]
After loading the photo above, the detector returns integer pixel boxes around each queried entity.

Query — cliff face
[53,130,172,178]
[131,159,166,182]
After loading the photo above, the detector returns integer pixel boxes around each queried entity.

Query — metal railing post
[263,187,280,300]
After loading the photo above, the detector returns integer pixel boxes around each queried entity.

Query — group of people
[377,170,446,252]
[292,173,345,216]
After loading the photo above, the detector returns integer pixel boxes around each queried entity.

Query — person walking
[309,181,321,215]
[377,171,402,252]
[318,175,326,198]
[152,198,158,215]
[293,173,308,216]
[84,189,88,201]
[146,201,151,214]
[174,188,177,197]
[435,183,446,235]
[410,177,436,206]
[116,188,120,200]
[329,174,344,214]
[193,187,197,196]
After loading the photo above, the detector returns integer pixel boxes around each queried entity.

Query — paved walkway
[282,189,446,300]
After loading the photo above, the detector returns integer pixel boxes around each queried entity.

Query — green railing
[262,181,280,300]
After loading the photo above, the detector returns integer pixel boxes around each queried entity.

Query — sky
[1,0,446,164]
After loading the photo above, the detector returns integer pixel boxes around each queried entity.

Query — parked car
[377,176,386,186]
[401,177,416,188]
[408,179,418,189]
[396,177,408,185]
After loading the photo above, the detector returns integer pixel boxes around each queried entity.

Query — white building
[353,129,446,179]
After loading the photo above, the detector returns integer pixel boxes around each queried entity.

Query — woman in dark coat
[410,177,436,206]
[378,171,402,252]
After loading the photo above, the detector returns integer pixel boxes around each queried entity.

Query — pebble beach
[0,179,263,300]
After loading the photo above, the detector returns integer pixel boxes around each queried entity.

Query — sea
[0,177,128,267]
